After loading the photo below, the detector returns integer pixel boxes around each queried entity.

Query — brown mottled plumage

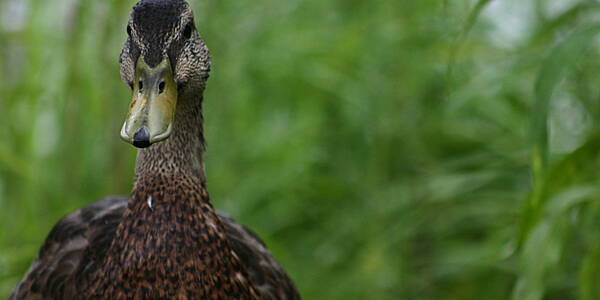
[10,0,300,299]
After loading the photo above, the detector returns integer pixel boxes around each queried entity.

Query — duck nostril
[138,80,144,92]
[158,81,166,94]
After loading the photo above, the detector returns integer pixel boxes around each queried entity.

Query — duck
[10,0,301,299]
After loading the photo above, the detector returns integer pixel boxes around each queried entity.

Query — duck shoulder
[10,197,300,300]
[9,196,126,300]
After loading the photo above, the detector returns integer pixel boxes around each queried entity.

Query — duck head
[119,0,210,148]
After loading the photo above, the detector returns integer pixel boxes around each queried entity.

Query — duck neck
[86,90,253,298]
[134,90,206,184]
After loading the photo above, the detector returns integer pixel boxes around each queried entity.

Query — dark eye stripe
[183,23,193,39]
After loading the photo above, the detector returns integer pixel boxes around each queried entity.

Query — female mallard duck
[10,0,300,299]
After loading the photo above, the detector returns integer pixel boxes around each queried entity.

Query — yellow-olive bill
[120,56,177,148]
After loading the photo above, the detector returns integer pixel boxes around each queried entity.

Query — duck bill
[120,56,177,148]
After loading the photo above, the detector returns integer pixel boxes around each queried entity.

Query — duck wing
[220,214,301,300]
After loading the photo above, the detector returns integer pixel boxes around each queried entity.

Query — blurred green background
[2,0,600,299]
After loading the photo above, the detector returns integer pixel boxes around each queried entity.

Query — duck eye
[127,25,132,37]
[183,23,193,39]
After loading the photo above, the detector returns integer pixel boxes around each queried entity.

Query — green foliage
[1,0,600,299]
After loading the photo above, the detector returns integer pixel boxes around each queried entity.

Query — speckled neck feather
[135,90,206,181]
[86,91,258,299]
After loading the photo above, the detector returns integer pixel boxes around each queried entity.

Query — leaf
[531,24,600,182]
